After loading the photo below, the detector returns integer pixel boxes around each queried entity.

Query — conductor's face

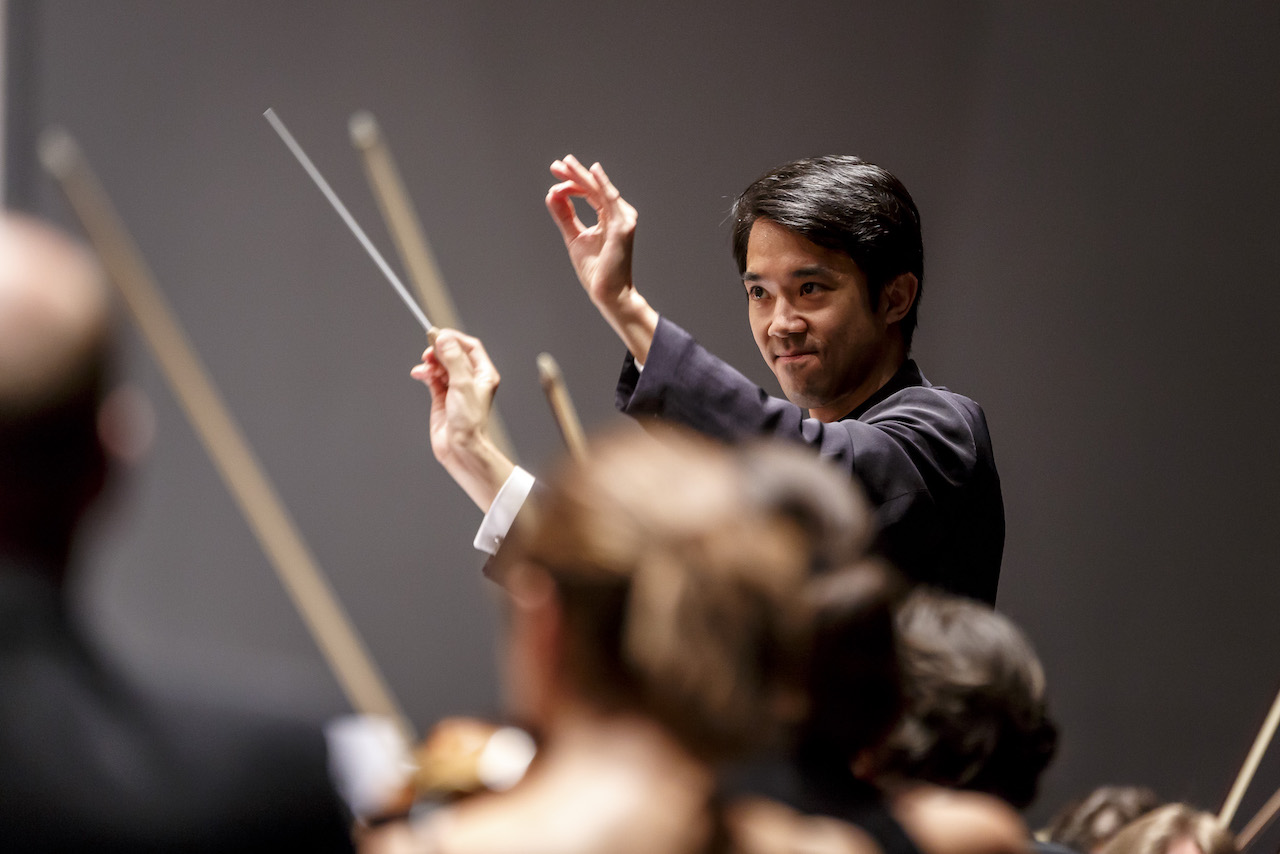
[743,219,896,423]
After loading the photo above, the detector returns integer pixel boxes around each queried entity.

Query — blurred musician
[1043,785,1163,854]
[853,590,1058,854]
[365,427,892,854]
[1096,804,1236,854]
[0,214,353,851]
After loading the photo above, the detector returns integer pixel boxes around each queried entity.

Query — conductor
[419,155,1004,603]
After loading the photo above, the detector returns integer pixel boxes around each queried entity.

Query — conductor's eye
[800,282,820,295]
[747,285,767,300]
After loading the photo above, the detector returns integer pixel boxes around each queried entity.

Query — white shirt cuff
[473,466,536,555]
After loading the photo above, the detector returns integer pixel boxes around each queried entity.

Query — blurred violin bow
[40,128,415,747]
[1219,685,1280,828]
[348,110,518,462]
[537,352,588,461]
[1237,784,1280,850]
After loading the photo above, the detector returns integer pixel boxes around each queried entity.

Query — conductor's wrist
[599,289,658,365]
[446,432,515,513]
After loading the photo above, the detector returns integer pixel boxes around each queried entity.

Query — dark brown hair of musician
[793,559,905,790]
[731,155,924,350]
[1045,785,1163,854]
[1096,804,1237,854]
[866,589,1059,809]
[493,427,878,761]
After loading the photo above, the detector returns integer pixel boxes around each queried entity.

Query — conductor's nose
[768,299,807,337]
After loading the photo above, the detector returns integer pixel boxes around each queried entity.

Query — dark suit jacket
[0,557,354,853]
[616,317,1004,603]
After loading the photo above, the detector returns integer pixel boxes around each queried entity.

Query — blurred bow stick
[264,108,438,345]
[40,129,414,745]
[1237,785,1280,850]
[1219,685,1280,827]
[536,353,588,461]
[348,111,517,462]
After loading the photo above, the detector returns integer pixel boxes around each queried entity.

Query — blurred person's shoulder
[729,796,884,854]
[892,785,1028,854]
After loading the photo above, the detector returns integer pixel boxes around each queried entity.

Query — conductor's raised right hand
[545,156,658,364]
[410,330,514,513]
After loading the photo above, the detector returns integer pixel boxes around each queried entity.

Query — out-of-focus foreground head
[493,425,882,761]
[1096,804,1236,854]
[866,589,1059,810]
[1044,785,1164,854]
[0,213,109,565]
[794,558,905,790]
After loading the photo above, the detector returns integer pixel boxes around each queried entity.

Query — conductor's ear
[879,273,918,326]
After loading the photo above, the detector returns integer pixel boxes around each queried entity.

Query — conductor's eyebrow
[742,265,838,281]
[790,265,837,278]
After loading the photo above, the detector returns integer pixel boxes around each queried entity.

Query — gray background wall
[7,0,1279,834]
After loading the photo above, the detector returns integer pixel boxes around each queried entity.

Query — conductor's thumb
[433,331,473,382]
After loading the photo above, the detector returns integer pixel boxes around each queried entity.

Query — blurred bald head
[0,213,107,415]
[0,213,111,566]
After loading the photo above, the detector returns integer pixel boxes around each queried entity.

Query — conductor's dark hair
[731,156,924,351]
[868,589,1059,810]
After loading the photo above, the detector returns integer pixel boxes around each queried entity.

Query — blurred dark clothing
[1033,842,1084,854]
[0,556,354,853]
[617,317,1004,604]
[720,757,923,854]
